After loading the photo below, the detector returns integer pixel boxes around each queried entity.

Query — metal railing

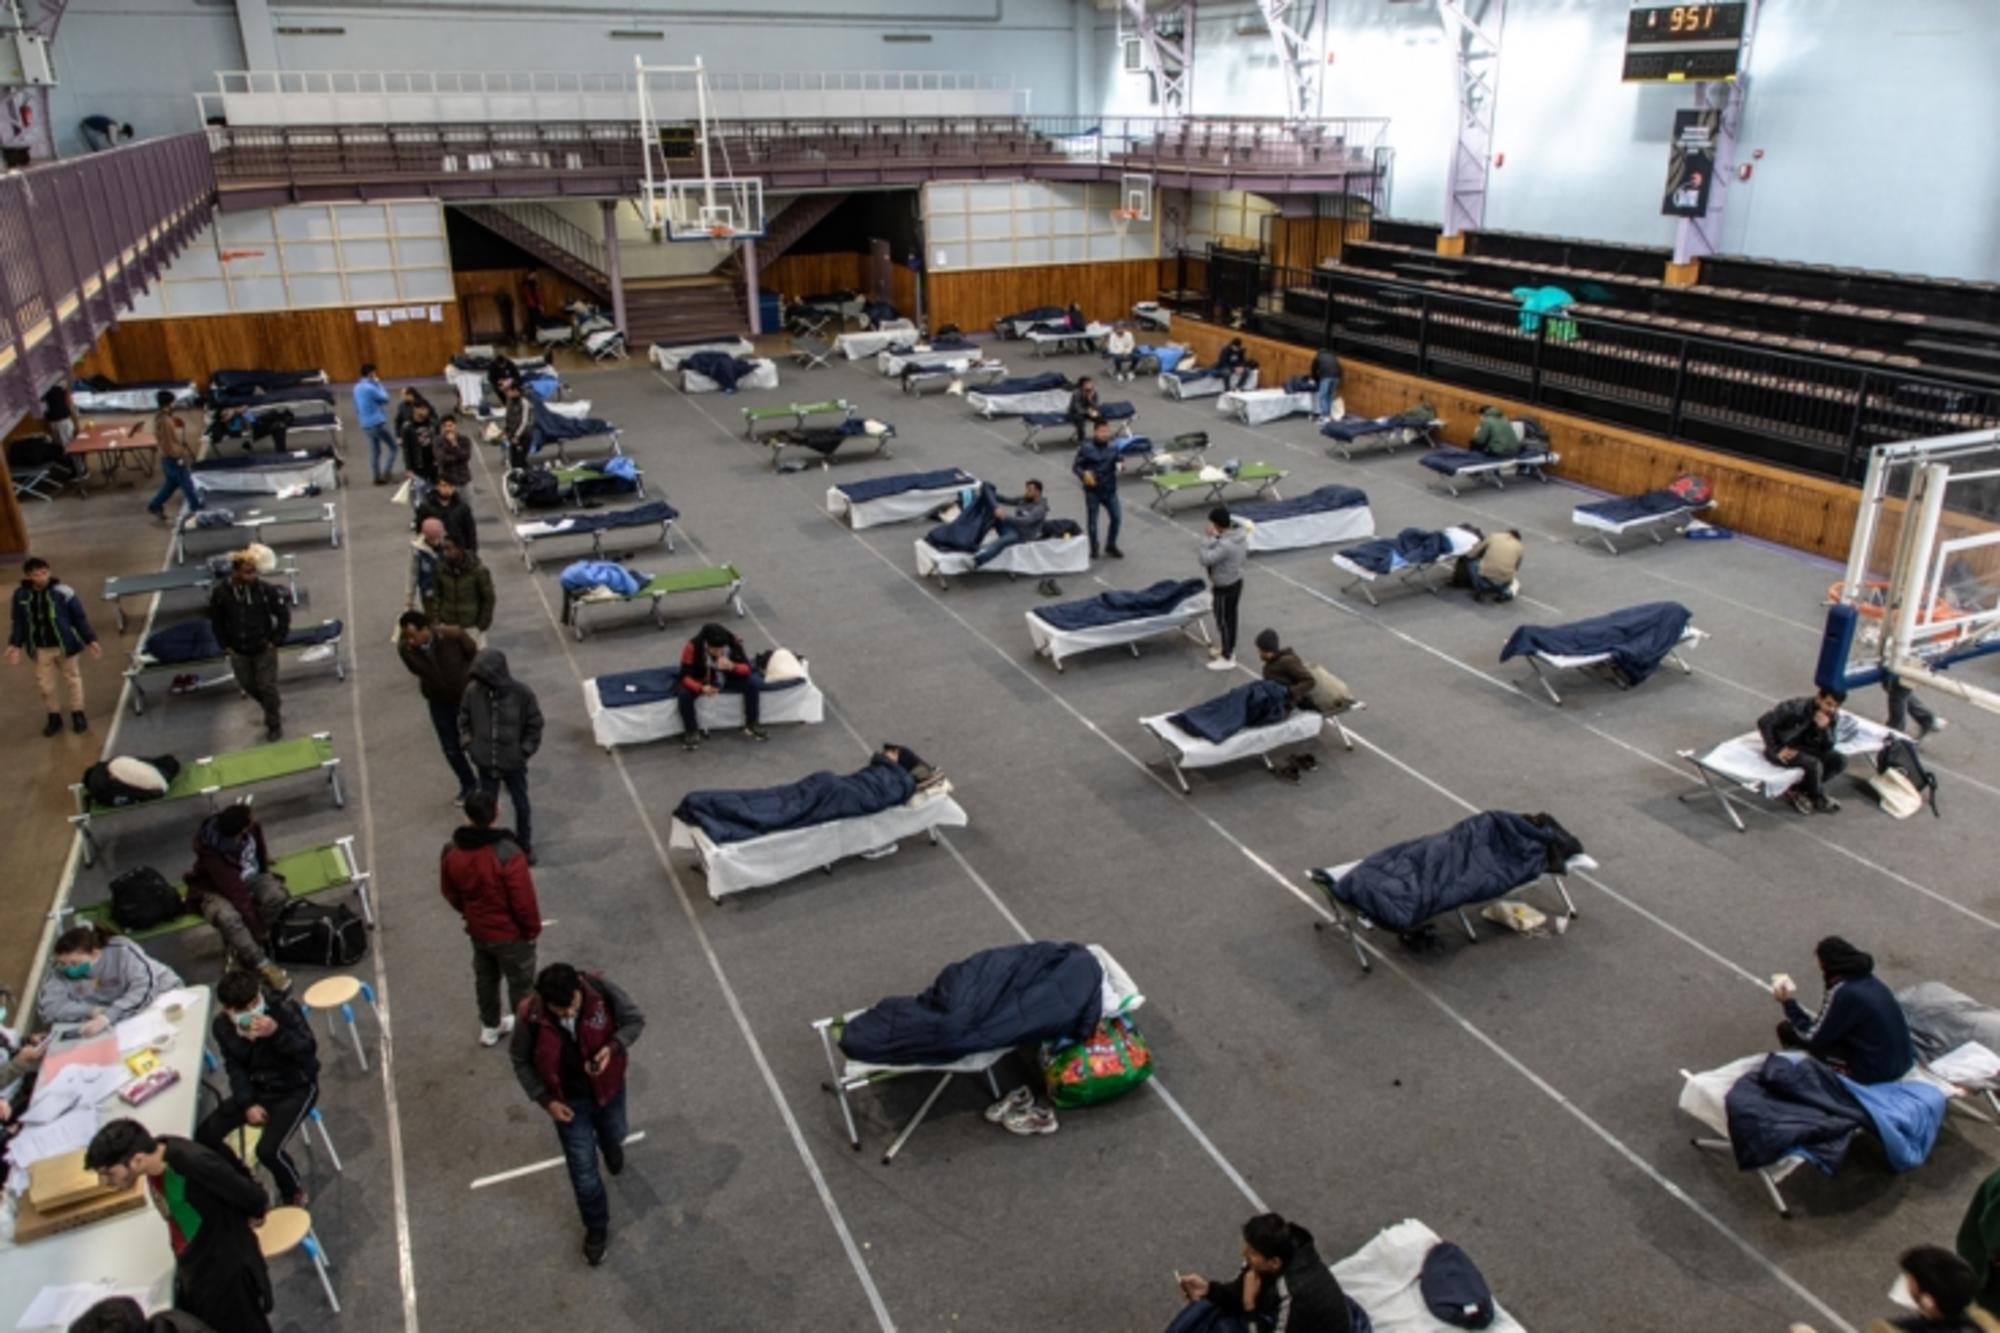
[198,68,1033,126]
[1178,252,2000,483]
[470,202,606,278]
[0,133,215,429]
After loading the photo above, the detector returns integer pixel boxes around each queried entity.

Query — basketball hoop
[707,226,734,238]
[1111,209,1141,223]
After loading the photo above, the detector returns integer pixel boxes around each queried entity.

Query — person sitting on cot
[1255,629,1351,715]
[1214,338,1255,392]
[1787,1244,2000,1333]
[1469,406,1523,458]
[1170,1212,1352,1333]
[972,478,1050,577]
[1771,935,1914,1086]
[675,623,768,753]
[1106,324,1139,381]
[1758,685,1847,816]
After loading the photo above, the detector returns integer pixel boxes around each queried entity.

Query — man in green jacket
[1469,406,1522,457]
[1963,1166,2000,1316]
[426,538,495,640]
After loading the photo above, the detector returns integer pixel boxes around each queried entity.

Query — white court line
[470,1131,648,1191]
[472,440,896,1333]
[678,384,1848,1329]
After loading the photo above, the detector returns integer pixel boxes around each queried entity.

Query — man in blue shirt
[353,363,396,483]
[1071,421,1124,560]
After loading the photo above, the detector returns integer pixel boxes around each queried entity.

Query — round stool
[300,976,380,1072]
[258,1205,339,1312]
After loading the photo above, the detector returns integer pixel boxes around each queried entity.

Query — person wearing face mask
[194,969,319,1206]
[38,925,182,1034]
[509,962,646,1267]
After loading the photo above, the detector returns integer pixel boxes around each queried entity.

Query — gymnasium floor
[65,340,1999,1332]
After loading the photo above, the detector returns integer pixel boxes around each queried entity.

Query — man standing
[195,969,319,1207]
[85,1120,273,1333]
[501,380,535,471]
[673,622,768,753]
[1884,673,1946,742]
[1198,506,1248,671]
[442,790,542,1046]
[434,415,472,490]
[405,517,445,615]
[354,362,396,484]
[208,552,289,741]
[1072,420,1124,560]
[143,388,202,522]
[398,396,436,494]
[414,475,478,554]
[184,804,293,994]
[460,649,543,862]
[1758,686,1849,816]
[509,963,645,1267]
[41,380,74,447]
[397,610,480,802]
[428,538,495,640]
[7,555,101,736]
[1311,346,1342,422]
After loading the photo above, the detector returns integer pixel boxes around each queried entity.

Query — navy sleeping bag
[1499,601,1692,685]
[1232,484,1367,523]
[926,483,997,553]
[683,350,755,390]
[1331,811,1583,932]
[529,403,615,454]
[1001,306,1065,327]
[191,448,335,473]
[1723,1054,1876,1173]
[673,754,915,845]
[532,498,678,534]
[1344,527,1453,576]
[1171,680,1293,744]
[1579,489,1700,523]
[1035,578,1205,632]
[837,941,1104,1065]
[597,666,800,709]
[985,373,1067,396]
[838,468,973,505]
[144,618,341,664]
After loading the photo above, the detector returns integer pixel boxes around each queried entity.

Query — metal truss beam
[1124,0,1194,114]
[1438,0,1503,237]
[1260,0,1327,122]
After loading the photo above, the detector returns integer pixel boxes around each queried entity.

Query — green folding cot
[564,564,746,641]
[71,732,345,866]
[742,399,853,440]
[1147,462,1287,512]
[74,835,374,937]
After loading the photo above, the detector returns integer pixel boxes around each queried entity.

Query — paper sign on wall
[375,309,391,327]
[934,249,948,268]
[355,309,372,324]
[428,305,443,323]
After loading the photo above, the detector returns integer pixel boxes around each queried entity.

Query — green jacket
[426,554,495,632]
[1962,1166,2000,1315]
[1470,409,1522,457]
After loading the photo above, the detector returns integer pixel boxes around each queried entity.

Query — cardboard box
[15,1153,146,1243]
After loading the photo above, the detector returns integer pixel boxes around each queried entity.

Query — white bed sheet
[915,535,1090,581]
[835,322,919,360]
[192,457,339,497]
[1331,1220,1530,1333]
[1533,625,1706,670]
[1028,322,1111,353]
[649,339,755,373]
[584,672,825,748]
[1160,368,1258,400]
[1220,388,1314,426]
[1142,709,1323,770]
[878,348,974,377]
[1331,527,1479,583]
[682,359,780,393]
[478,398,592,424]
[1433,448,1558,478]
[1692,712,1902,799]
[1245,504,1375,553]
[1572,499,1706,534]
[964,387,1072,418]
[668,783,969,899]
[828,482,972,530]
[75,382,198,412]
[1025,591,1214,668]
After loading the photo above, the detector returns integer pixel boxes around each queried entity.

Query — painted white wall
[46,0,244,156]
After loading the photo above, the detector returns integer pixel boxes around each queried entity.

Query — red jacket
[185,815,277,943]
[676,634,752,693]
[510,974,643,1108]
[439,827,541,943]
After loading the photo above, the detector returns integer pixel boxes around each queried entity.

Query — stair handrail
[483,203,607,279]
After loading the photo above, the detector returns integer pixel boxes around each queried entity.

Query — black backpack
[1877,737,1941,817]
[1169,431,1209,452]
[514,468,563,510]
[82,755,181,808]
[109,867,184,931]
[269,901,368,967]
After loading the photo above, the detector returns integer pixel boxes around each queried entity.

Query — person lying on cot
[1758,685,1847,816]
[1170,1212,1352,1333]
[1456,528,1522,604]
[206,404,291,455]
[1469,406,1523,457]
[1788,1244,2000,1333]
[676,623,769,753]
[1771,935,1914,1086]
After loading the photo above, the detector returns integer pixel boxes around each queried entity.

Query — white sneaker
[1207,656,1237,671]
[499,1015,516,1036]
[479,1026,504,1047]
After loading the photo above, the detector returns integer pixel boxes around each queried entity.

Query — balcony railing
[0,133,216,427]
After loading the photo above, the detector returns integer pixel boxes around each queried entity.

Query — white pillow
[242,542,277,574]
[108,756,168,793]
[764,648,806,683]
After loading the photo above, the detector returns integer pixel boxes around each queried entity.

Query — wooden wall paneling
[927,259,1164,335]
[889,263,918,321]
[761,252,868,301]
[454,267,592,341]
[75,304,467,388]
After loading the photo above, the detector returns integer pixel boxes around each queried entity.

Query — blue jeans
[428,700,478,795]
[1084,489,1121,554]
[478,765,532,851]
[366,422,398,479]
[552,1086,627,1230]
[146,458,201,515]
[1315,376,1340,418]
[971,526,1028,567]
[1464,557,1512,601]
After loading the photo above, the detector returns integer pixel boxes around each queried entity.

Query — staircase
[751,192,848,271]
[623,280,748,346]
[457,204,610,303]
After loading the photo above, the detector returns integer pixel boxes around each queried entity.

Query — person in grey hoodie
[38,925,183,1032]
[1199,506,1249,670]
[459,649,544,862]
[972,479,1048,567]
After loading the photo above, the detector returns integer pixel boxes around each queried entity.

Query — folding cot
[965,375,1072,419]
[528,412,621,467]
[190,449,341,498]
[207,368,327,402]
[503,460,645,516]
[104,554,300,634]
[826,469,976,530]
[1321,412,1442,461]
[1571,488,1718,554]
[475,397,592,426]
[563,564,745,642]
[72,377,198,412]
[1026,579,1215,672]
[1019,402,1136,452]
[174,497,339,563]
[876,343,979,378]
[913,532,1090,590]
[1502,603,1705,705]
[124,618,345,715]
[1027,322,1112,357]
[1147,462,1287,512]
[1331,1220,1530,1333]
[649,338,755,377]
[71,733,345,866]
[445,352,555,415]
[1678,1051,1972,1216]
[790,337,834,371]
[905,360,1007,397]
[812,943,1137,1163]
[1234,484,1374,552]
[798,290,864,322]
[1142,698,1356,793]
[515,499,677,570]
[1332,526,1481,606]
[833,320,919,360]
[993,306,1067,339]
[767,419,896,472]
[742,399,853,441]
[1127,433,1211,478]
[668,774,968,902]
[1899,981,2000,1119]
[530,317,575,350]
[583,657,824,750]
[214,384,334,410]
[1158,365,1258,400]
[1307,811,1589,972]
[254,407,343,453]
[582,326,627,362]
[1419,445,1560,496]
[1218,387,1315,426]
[74,836,374,935]
[1131,301,1170,332]
[682,358,780,394]
[1677,712,1904,831]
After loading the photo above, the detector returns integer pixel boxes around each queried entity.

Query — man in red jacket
[674,622,768,753]
[509,962,645,1266]
[440,790,541,1047]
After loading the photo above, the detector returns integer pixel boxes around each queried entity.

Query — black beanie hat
[1815,935,1874,980]
[1255,629,1281,654]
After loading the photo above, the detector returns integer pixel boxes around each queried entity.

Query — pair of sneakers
[984,1085,1057,1137]
[1784,791,1841,816]
[479,1014,516,1048]
[682,724,771,753]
